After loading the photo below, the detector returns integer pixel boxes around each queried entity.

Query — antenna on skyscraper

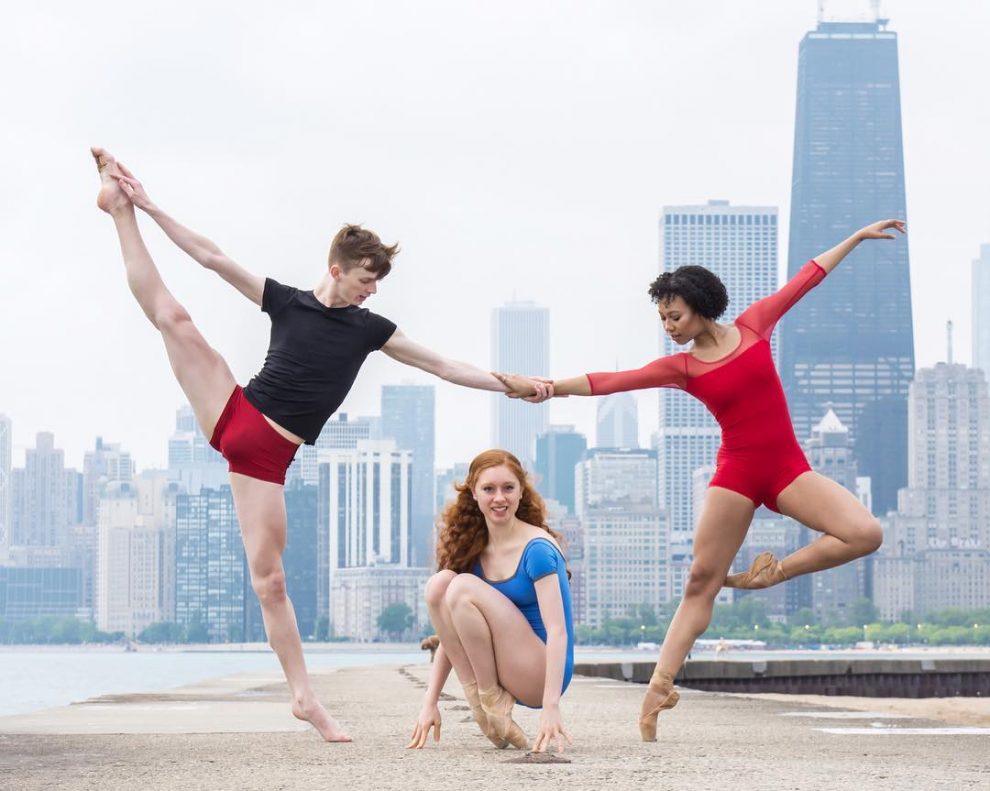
[871,0,889,28]
[817,0,825,23]
[947,320,954,364]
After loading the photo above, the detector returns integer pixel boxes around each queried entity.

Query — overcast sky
[1,0,988,470]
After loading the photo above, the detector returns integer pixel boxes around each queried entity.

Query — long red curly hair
[436,449,565,573]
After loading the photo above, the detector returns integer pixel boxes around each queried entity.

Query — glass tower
[782,19,914,514]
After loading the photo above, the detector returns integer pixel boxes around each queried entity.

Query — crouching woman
[407,449,574,754]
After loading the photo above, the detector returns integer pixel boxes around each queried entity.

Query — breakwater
[574,658,990,697]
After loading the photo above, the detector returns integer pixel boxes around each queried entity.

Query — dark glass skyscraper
[783,19,914,514]
[535,426,587,516]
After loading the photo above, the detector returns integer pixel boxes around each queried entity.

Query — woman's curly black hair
[647,265,729,320]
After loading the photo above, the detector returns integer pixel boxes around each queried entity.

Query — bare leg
[92,147,234,436]
[230,473,351,742]
[444,574,554,749]
[425,571,504,747]
[641,487,754,738]
[774,471,883,577]
[425,571,480,684]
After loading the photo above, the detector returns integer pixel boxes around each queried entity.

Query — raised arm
[814,218,905,275]
[381,330,551,397]
[113,162,264,306]
[737,218,906,340]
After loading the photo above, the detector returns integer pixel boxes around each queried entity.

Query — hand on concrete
[531,704,572,754]
[406,702,441,749]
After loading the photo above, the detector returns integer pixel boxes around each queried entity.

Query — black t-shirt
[242,278,397,444]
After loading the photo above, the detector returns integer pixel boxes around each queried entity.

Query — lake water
[2,645,985,717]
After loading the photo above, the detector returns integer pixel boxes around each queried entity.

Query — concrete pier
[0,662,987,790]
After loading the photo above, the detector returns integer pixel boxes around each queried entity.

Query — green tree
[377,602,414,640]
[848,598,880,627]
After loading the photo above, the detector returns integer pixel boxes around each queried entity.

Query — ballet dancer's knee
[425,570,457,609]
[684,563,722,599]
[853,515,883,556]
[153,302,192,334]
[252,568,288,608]
[443,573,480,611]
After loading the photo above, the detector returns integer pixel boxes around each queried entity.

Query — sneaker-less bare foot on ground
[638,667,679,742]
[723,550,788,590]
[90,146,130,214]
[292,695,352,743]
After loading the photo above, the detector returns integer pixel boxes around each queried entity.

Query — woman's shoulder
[520,528,563,556]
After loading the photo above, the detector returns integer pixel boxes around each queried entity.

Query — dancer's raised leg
[92,147,234,437]
[771,471,883,578]
[641,487,754,740]
[231,472,351,742]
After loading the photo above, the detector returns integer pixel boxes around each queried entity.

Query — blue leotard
[472,536,574,705]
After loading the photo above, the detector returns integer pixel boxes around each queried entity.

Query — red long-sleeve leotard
[587,260,826,511]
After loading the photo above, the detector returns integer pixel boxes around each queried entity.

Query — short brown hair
[328,224,399,279]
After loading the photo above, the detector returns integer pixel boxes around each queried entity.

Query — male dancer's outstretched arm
[114,161,550,399]
[383,333,551,396]
[114,163,264,305]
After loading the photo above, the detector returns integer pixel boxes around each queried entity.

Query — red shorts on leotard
[209,386,300,485]
[710,442,811,513]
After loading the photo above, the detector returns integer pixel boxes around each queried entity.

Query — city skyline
[2,2,988,473]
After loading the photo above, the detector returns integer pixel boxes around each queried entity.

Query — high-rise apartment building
[658,201,778,539]
[10,432,69,546]
[83,437,135,526]
[0,414,11,554]
[575,448,666,627]
[876,362,990,618]
[972,244,990,376]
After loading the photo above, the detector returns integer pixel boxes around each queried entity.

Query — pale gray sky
[1,0,988,469]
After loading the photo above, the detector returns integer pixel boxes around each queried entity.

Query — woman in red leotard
[498,219,905,742]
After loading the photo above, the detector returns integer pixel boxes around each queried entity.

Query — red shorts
[209,386,300,485]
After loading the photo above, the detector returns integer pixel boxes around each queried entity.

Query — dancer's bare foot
[292,696,352,743]
[90,146,130,215]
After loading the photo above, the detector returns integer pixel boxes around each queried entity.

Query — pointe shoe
[723,551,789,589]
[639,667,679,742]
[463,680,509,749]
[478,686,528,750]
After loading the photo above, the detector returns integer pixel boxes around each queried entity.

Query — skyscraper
[802,409,867,620]
[972,244,990,376]
[10,432,69,546]
[283,480,318,640]
[876,361,990,617]
[535,425,587,515]
[782,17,914,514]
[596,393,639,449]
[381,385,436,567]
[658,201,779,537]
[491,302,549,469]
[83,437,135,526]
[175,485,254,642]
[0,414,11,555]
[575,448,666,626]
